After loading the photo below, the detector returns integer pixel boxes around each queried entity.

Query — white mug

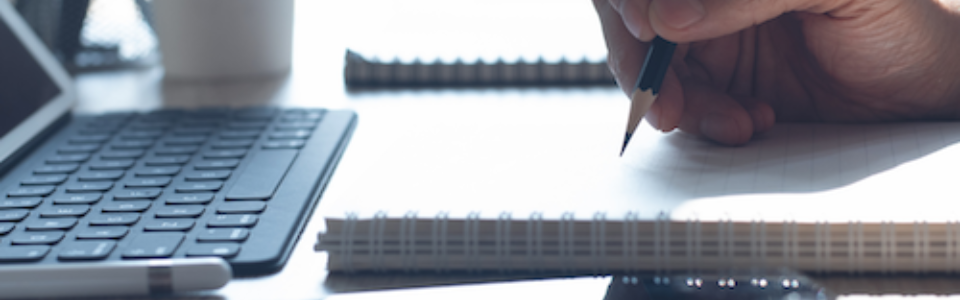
[152,0,294,81]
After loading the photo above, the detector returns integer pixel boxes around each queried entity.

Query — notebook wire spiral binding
[316,211,960,275]
[343,50,616,88]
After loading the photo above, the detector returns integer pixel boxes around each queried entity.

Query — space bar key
[226,149,299,200]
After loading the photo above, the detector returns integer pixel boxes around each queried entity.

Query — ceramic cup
[152,0,294,81]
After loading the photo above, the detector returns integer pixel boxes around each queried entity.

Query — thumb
[648,0,863,42]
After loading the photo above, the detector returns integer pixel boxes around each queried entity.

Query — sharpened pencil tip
[620,132,633,156]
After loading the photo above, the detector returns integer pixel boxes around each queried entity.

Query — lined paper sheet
[318,93,960,222]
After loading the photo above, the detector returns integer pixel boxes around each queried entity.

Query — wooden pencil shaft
[634,36,676,94]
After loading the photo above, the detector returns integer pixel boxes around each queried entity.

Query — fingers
[595,0,646,96]
[645,67,684,132]
[677,81,757,146]
[607,0,656,41]
[611,0,853,42]
[596,0,688,133]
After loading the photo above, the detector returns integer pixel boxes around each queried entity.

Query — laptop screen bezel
[0,0,75,166]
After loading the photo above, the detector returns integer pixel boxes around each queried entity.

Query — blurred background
[9,0,608,76]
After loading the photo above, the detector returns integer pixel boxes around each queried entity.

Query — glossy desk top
[70,1,960,299]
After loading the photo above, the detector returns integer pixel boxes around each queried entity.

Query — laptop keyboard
[0,107,356,276]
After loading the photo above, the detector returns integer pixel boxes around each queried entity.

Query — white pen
[0,257,231,299]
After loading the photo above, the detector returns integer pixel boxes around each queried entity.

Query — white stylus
[0,257,231,299]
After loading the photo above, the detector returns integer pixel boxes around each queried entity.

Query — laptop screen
[0,16,61,139]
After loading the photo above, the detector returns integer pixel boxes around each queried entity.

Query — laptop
[0,1,356,276]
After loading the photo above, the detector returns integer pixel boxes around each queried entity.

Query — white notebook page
[318,96,960,223]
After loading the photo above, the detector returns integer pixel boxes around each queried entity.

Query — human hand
[595,0,960,145]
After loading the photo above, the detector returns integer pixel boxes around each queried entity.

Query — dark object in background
[343,50,615,89]
[604,273,828,300]
[14,0,157,73]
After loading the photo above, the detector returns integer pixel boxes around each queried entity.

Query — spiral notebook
[314,122,960,275]
[316,213,960,274]
[343,50,615,88]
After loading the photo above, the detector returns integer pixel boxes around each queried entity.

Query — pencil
[620,36,677,156]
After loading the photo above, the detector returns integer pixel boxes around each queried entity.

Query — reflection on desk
[324,270,960,300]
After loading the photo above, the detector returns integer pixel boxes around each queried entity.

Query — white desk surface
[71,1,960,299]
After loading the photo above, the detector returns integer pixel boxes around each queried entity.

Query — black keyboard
[0,107,356,276]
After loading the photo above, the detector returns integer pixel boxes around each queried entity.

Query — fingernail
[700,115,738,144]
[653,0,706,29]
[625,20,643,39]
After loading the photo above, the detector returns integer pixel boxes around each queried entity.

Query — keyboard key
[227,121,269,130]
[69,135,111,144]
[83,118,124,128]
[207,214,258,227]
[281,110,323,121]
[165,193,214,205]
[58,241,117,260]
[0,223,14,235]
[172,127,216,136]
[8,186,55,197]
[263,140,306,149]
[162,136,207,145]
[210,139,255,149]
[52,193,102,205]
[21,174,68,185]
[100,150,145,160]
[34,164,79,174]
[77,170,125,181]
[155,206,205,218]
[235,108,276,120]
[110,140,155,149]
[46,153,91,164]
[141,110,183,121]
[134,166,181,176]
[89,159,135,170]
[58,144,100,153]
[184,170,231,181]
[0,246,50,261]
[129,121,174,130]
[203,149,248,159]
[175,181,223,193]
[144,219,195,231]
[269,130,312,140]
[194,159,240,170]
[180,119,223,127]
[88,213,140,226]
[0,197,43,209]
[65,182,113,193]
[197,228,249,242]
[274,121,317,131]
[113,188,163,200]
[76,227,129,239]
[26,219,78,230]
[186,243,240,257]
[122,233,184,258]
[145,156,191,166]
[101,201,152,213]
[124,177,172,188]
[154,146,200,156]
[226,149,296,200]
[11,232,65,244]
[217,202,266,214]
[219,130,261,139]
[0,210,29,222]
[120,130,164,140]
[40,205,90,218]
